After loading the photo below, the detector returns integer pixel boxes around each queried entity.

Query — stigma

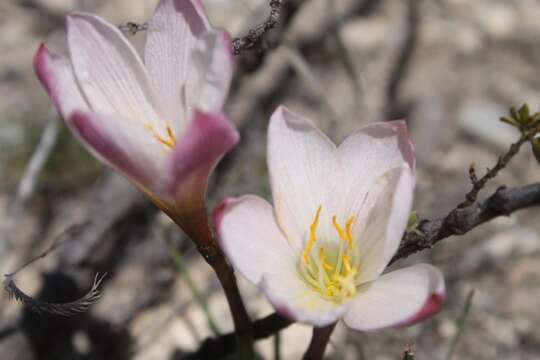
[298,205,360,303]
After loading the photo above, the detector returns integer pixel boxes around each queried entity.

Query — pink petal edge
[69,111,153,187]
[34,43,88,118]
[168,111,239,198]
[34,44,56,104]
[343,119,416,172]
[398,287,445,327]
[212,196,238,239]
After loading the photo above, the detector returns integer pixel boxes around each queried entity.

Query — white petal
[267,106,340,253]
[356,166,415,282]
[213,195,295,285]
[344,264,445,331]
[145,0,210,129]
[261,272,350,327]
[337,120,415,219]
[67,12,164,125]
[68,110,168,191]
[34,44,89,119]
[186,30,234,113]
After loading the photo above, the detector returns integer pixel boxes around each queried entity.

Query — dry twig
[233,0,284,55]
[392,182,540,263]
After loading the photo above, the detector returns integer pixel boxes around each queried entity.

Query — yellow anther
[319,247,333,271]
[345,216,356,250]
[299,208,360,303]
[166,125,177,143]
[332,215,346,240]
[303,205,322,264]
[144,123,176,149]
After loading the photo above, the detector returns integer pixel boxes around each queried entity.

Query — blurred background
[1,0,540,359]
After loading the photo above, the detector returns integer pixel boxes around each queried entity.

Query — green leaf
[518,104,530,124]
[407,211,418,230]
[500,116,517,127]
[510,106,519,121]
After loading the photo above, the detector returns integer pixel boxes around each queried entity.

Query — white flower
[214,106,445,329]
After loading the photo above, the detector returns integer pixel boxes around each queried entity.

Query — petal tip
[399,290,445,327]
[392,119,416,171]
[34,44,65,114]
[399,265,445,327]
[218,30,234,62]
[34,43,50,85]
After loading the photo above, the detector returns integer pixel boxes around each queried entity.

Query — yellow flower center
[298,205,360,303]
[144,123,177,149]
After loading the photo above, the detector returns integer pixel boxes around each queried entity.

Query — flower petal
[69,110,167,190]
[145,0,210,128]
[356,165,415,282]
[267,106,340,253]
[344,264,445,331]
[213,195,296,285]
[168,110,239,204]
[261,272,350,327]
[34,44,89,119]
[67,12,163,125]
[337,120,415,218]
[186,30,234,113]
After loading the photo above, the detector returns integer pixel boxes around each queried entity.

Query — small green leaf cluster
[500,104,540,163]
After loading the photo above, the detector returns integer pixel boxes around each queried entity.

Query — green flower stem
[446,290,475,360]
[168,244,222,336]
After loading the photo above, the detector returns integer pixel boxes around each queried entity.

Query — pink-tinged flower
[34,0,238,242]
[214,107,445,329]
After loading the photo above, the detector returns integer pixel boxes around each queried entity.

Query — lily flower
[214,107,445,329]
[34,0,238,242]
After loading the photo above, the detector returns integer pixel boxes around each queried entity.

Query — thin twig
[3,273,106,316]
[392,124,538,263]
[233,0,284,55]
[5,222,88,277]
[457,132,531,209]
[446,290,475,360]
[119,0,284,55]
[392,182,540,263]
[118,22,148,35]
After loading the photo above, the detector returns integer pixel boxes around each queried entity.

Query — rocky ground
[1,0,540,359]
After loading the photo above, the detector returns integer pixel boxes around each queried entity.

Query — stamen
[166,125,176,141]
[299,207,360,303]
[144,123,177,149]
[345,216,356,250]
[332,215,346,240]
[303,205,322,264]
[319,247,333,271]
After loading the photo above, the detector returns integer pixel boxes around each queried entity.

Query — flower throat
[298,206,360,303]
